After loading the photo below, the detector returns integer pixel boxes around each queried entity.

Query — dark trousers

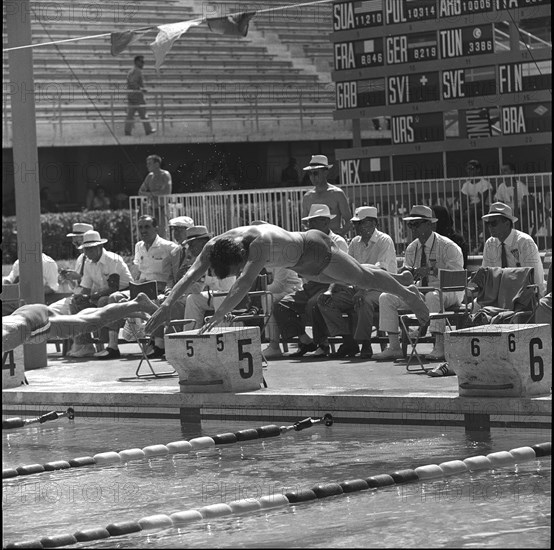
[273,281,328,341]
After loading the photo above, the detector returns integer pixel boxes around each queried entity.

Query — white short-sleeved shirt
[134,235,179,283]
[348,229,398,274]
[482,228,545,296]
[80,250,133,293]
[461,178,492,204]
[4,253,59,292]
[494,181,529,209]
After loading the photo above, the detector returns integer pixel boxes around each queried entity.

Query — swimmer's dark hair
[209,238,246,279]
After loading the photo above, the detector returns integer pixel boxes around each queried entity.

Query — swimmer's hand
[200,313,235,334]
[144,303,169,335]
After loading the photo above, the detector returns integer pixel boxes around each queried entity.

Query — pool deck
[2,341,551,431]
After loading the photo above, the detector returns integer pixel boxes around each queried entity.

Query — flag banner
[110,29,150,56]
[206,12,255,37]
[150,20,201,70]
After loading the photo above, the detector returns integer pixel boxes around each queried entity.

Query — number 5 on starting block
[165,326,264,393]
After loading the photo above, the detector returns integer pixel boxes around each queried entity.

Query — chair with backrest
[122,281,178,379]
[399,269,471,372]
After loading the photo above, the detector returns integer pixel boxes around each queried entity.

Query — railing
[130,173,552,254]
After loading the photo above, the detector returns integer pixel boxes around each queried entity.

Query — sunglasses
[407,220,428,228]
[485,219,504,227]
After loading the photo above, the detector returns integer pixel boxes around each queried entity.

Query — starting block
[2,346,26,389]
[165,326,264,393]
[445,324,552,397]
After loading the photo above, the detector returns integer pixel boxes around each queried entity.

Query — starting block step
[165,326,263,393]
[446,324,552,397]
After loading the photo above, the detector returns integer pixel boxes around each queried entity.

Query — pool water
[2,418,551,548]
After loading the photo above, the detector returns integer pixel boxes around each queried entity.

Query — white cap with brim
[66,222,94,237]
[351,206,378,221]
[402,205,438,223]
[77,230,108,249]
[302,204,336,221]
[169,216,194,228]
[303,154,333,171]
[482,202,518,223]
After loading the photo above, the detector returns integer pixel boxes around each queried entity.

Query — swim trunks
[290,230,334,277]
[10,304,52,344]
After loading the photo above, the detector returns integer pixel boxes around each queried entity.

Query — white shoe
[372,348,404,361]
[262,346,282,358]
[427,363,455,377]
[67,344,96,358]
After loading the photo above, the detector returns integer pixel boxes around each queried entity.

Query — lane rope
[5,441,550,548]
[2,414,334,479]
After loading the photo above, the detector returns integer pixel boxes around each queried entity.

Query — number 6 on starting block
[165,326,264,392]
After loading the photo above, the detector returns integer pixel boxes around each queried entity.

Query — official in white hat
[168,216,194,228]
[402,205,438,223]
[77,230,108,249]
[481,202,518,223]
[168,216,194,246]
[66,222,94,237]
[351,206,378,222]
[183,225,213,245]
[301,204,336,221]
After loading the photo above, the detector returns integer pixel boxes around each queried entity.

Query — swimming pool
[2,418,551,548]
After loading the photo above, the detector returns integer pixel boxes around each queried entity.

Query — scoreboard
[331,0,552,181]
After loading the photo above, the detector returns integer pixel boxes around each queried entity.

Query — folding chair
[120,281,178,380]
[399,269,471,373]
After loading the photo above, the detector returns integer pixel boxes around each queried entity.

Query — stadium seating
[3,0,340,145]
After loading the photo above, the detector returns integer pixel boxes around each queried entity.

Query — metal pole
[6,0,47,369]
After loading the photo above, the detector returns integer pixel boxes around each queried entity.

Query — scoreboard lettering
[495,0,549,9]
[333,1,383,31]
[386,31,438,64]
[388,72,440,103]
[442,65,496,98]
[499,61,552,93]
[501,102,551,134]
[336,78,387,109]
[439,0,493,17]
[334,38,385,70]
[391,112,444,143]
[340,156,389,185]
[440,24,494,58]
[385,0,436,24]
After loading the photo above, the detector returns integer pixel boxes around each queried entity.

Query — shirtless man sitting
[2,293,157,353]
[145,223,428,335]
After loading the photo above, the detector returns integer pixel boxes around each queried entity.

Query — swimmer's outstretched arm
[145,245,212,334]
[201,242,268,333]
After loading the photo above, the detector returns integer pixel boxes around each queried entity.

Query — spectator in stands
[183,226,236,331]
[90,186,112,210]
[205,169,224,192]
[281,157,300,186]
[138,154,172,237]
[100,215,178,359]
[55,222,94,296]
[3,253,59,295]
[316,206,397,360]
[67,230,133,358]
[301,155,352,237]
[460,160,492,253]
[481,202,545,296]
[494,163,529,211]
[274,204,348,357]
[374,205,463,362]
[432,205,469,269]
[2,251,59,315]
[161,221,206,320]
[124,55,155,136]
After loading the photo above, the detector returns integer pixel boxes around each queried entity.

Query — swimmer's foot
[134,293,159,315]
[405,285,429,326]
[397,271,414,286]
